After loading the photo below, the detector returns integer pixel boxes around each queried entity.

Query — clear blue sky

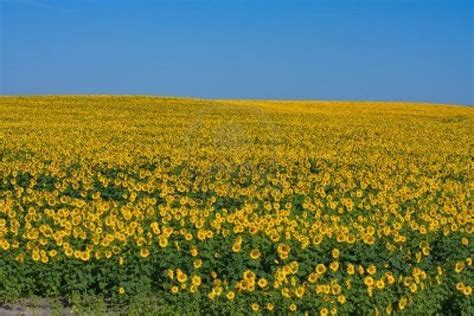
[1,0,473,105]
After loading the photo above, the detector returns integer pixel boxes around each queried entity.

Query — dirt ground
[0,299,73,316]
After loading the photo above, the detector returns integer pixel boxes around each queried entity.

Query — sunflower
[140,248,150,258]
[258,278,268,288]
[250,249,261,260]
[251,303,260,312]
[226,291,235,300]
[289,303,297,312]
[316,263,327,275]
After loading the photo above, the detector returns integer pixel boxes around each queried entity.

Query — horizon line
[0,94,472,107]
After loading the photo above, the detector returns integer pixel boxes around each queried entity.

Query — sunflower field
[0,96,472,314]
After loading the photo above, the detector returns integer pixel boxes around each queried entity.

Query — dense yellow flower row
[0,96,472,313]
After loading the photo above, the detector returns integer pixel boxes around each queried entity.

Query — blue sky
[1,0,473,104]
